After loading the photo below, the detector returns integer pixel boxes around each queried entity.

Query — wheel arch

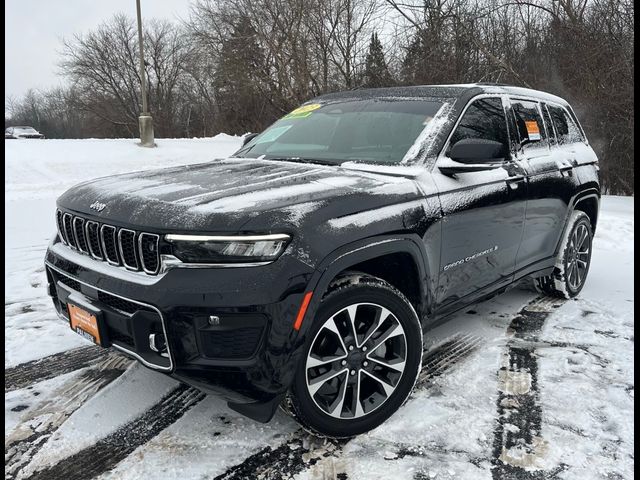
[572,190,600,233]
[299,234,430,338]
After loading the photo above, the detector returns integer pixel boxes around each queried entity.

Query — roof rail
[474,82,513,87]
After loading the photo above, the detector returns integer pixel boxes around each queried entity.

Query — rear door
[510,98,582,271]
[432,95,527,312]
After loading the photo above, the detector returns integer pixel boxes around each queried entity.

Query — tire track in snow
[217,333,485,480]
[24,384,206,480]
[214,432,347,480]
[490,296,568,479]
[417,333,485,387]
[5,346,110,392]
[5,354,132,480]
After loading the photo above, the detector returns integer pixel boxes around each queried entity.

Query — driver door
[432,96,527,313]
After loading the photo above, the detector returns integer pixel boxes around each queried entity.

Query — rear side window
[510,100,547,151]
[449,97,509,152]
[548,105,584,145]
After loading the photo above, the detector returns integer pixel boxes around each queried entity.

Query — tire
[534,210,593,298]
[289,273,423,438]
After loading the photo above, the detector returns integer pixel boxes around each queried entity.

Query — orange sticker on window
[525,120,541,140]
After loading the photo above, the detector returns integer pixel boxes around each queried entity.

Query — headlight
[165,233,291,264]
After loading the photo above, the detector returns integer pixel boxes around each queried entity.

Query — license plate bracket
[67,301,109,347]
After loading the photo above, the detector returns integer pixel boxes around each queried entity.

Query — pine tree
[400,32,431,85]
[362,33,393,88]
[215,16,267,133]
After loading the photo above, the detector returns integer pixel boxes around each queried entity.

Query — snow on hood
[57,157,425,233]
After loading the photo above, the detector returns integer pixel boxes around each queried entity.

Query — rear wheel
[289,274,422,438]
[534,210,593,298]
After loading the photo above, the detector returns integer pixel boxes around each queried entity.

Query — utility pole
[136,0,155,147]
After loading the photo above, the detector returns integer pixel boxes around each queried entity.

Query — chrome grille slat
[56,210,67,245]
[118,229,139,270]
[139,233,160,274]
[85,221,103,260]
[56,210,160,275]
[62,213,77,249]
[100,225,120,266]
[72,217,89,253]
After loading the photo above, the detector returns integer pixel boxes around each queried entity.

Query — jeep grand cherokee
[45,84,599,437]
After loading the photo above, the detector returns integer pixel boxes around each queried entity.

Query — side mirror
[449,138,506,164]
[438,138,506,175]
[242,132,259,147]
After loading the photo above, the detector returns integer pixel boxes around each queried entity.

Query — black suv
[45,84,599,437]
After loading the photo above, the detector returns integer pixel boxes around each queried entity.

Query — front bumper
[45,239,315,418]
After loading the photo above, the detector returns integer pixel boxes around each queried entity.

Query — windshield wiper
[263,156,341,166]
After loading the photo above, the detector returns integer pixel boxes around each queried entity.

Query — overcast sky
[5,0,193,102]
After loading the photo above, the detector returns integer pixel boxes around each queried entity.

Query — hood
[57,158,425,233]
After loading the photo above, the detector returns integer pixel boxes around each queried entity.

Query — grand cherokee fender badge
[90,201,107,212]
[443,245,499,271]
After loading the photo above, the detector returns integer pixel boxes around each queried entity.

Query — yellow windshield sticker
[525,120,541,140]
[283,103,321,119]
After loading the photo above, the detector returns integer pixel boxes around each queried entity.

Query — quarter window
[448,97,509,158]
[548,105,583,145]
[511,100,547,151]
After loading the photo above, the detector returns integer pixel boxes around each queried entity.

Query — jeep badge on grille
[90,201,107,212]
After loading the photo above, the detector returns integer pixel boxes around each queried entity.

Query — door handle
[559,163,574,177]
[505,176,525,190]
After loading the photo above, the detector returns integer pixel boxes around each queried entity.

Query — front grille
[57,273,81,292]
[55,209,161,275]
[97,290,140,315]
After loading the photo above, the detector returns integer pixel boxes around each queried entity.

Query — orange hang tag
[525,120,541,140]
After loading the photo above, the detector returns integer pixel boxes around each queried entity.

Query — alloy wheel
[566,223,590,291]
[305,302,407,419]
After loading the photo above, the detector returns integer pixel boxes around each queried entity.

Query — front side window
[448,97,509,156]
[548,105,583,145]
[236,99,446,165]
[511,100,548,151]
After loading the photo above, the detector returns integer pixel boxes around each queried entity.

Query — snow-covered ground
[5,138,634,480]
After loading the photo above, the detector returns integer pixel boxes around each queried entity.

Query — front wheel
[534,210,593,298]
[289,274,422,438]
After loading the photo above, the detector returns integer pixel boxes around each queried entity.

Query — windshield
[235,99,445,165]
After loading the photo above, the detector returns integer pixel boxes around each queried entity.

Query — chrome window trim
[138,233,160,275]
[72,217,89,254]
[165,233,291,242]
[118,228,139,271]
[46,261,173,372]
[100,224,120,266]
[85,221,104,260]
